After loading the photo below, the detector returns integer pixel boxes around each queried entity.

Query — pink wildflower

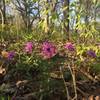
[24,42,33,54]
[65,42,75,51]
[41,41,57,59]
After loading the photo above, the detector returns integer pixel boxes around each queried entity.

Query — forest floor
[0,68,100,100]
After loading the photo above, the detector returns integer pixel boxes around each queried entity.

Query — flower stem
[60,66,70,100]
[68,63,77,100]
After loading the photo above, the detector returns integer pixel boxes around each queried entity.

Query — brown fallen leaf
[0,67,6,75]
[88,95,94,100]
[95,96,100,100]
[16,80,28,87]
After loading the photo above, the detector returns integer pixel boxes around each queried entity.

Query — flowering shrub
[0,40,99,83]
[1,41,99,63]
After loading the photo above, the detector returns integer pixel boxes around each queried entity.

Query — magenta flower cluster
[41,41,57,59]
[8,51,15,60]
[87,50,96,58]
[1,41,97,60]
[65,42,75,51]
[24,42,33,54]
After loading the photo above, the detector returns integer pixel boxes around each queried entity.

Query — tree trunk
[63,0,70,40]
[45,0,49,34]
[2,0,6,24]
[0,9,4,31]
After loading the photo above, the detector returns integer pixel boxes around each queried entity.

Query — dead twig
[79,69,97,82]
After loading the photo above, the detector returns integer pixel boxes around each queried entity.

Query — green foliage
[0,95,11,100]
